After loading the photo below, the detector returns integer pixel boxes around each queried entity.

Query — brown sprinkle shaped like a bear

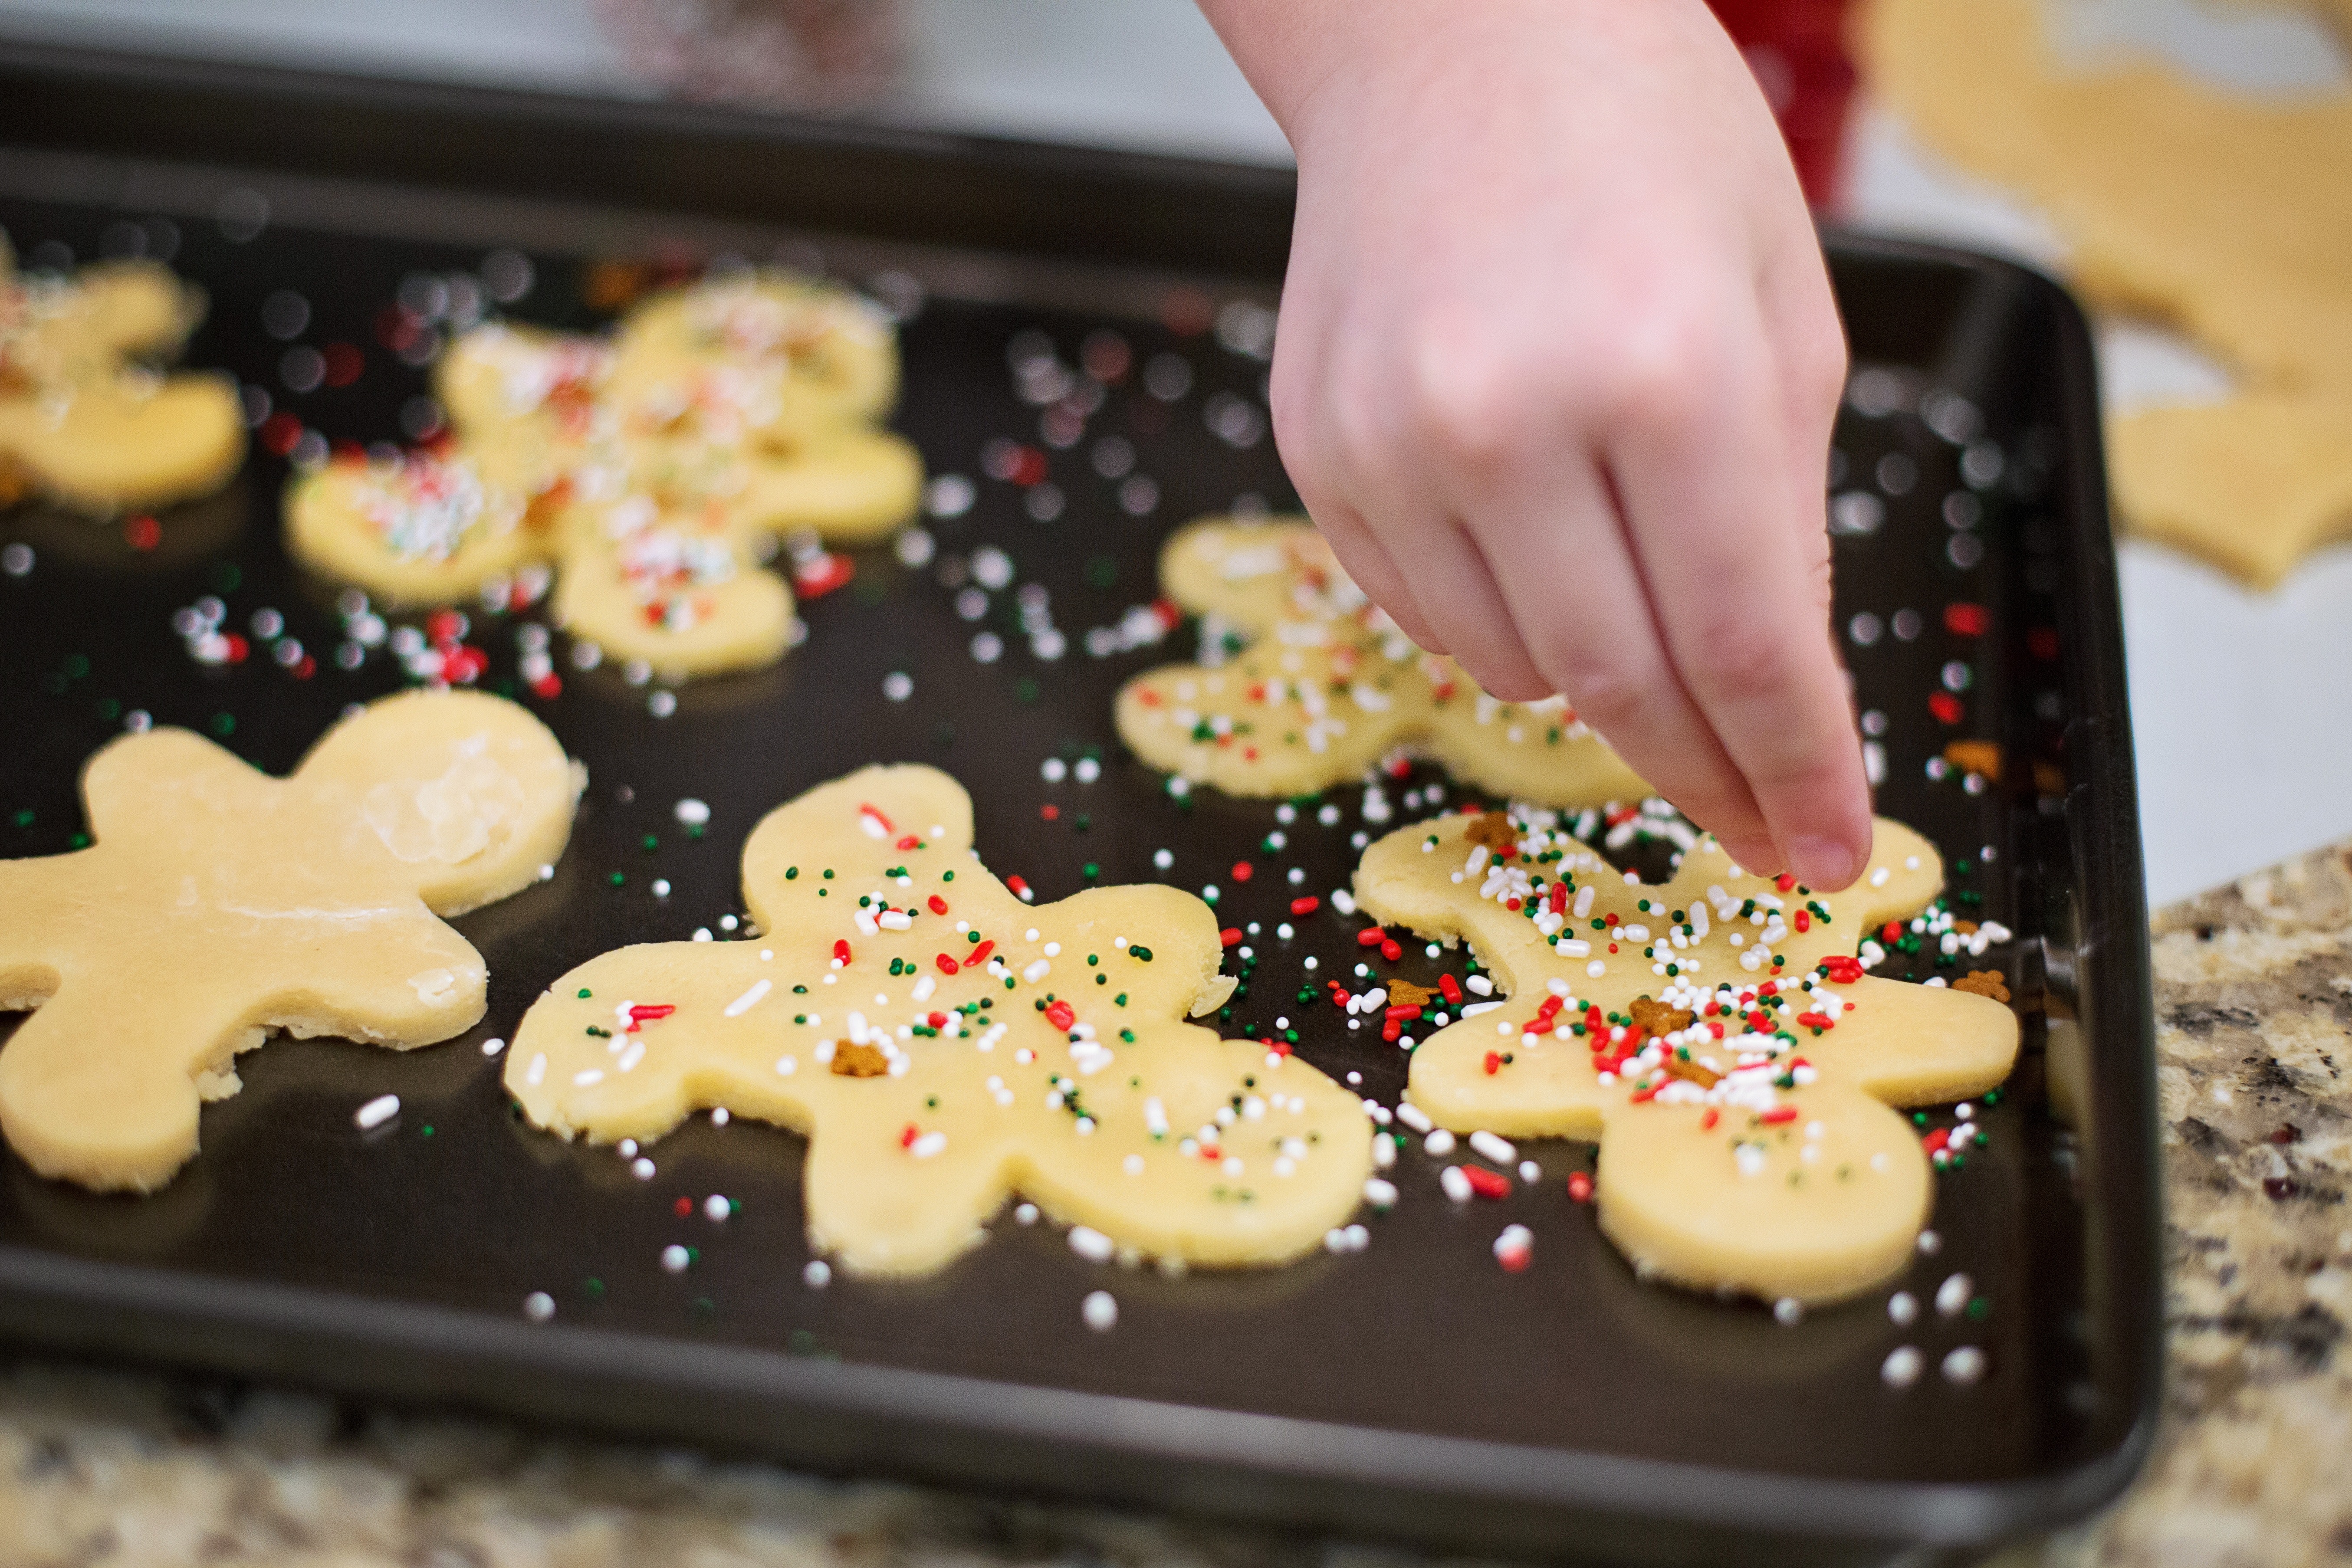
[1953,970,2012,1004]
[1628,997,1695,1040]
[831,1040,890,1077]
[1465,812,1519,853]
[1385,980,1439,1009]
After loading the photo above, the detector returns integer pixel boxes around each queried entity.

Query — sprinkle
[723,979,772,1017]
[1935,1272,1974,1316]
[1015,1203,1039,1225]
[1941,1346,1987,1384]
[354,1094,400,1130]
[1882,1346,1924,1388]
[1889,1290,1919,1325]
[1082,1290,1119,1331]
[632,1157,656,1179]
[1462,1165,1510,1199]
[1468,1130,1516,1165]
[1493,1224,1534,1272]
[1424,1128,1456,1157]
[480,1037,506,1056]
[1068,1225,1115,1262]
[523,1292,556,1322]
[1773,1297,1803,1326]
[1395,1102,1433,1135]
[704,1194,731,1220]
[661,1244,690,1273]
[674,798,711,826]
[1363,1177,1398,1209]
[1439,1165,1474,1203]
[803,1260,831,1288]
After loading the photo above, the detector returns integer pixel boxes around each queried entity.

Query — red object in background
[1706,0,1858,209]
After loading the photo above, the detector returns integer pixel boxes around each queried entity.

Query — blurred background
[0,0,2346,906]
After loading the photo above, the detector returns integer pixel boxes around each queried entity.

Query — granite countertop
[3,844,2347,1568]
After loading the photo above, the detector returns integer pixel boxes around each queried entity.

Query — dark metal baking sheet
[0,46,2160,1567]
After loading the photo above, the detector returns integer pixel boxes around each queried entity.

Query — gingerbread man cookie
[1115,519,1649,804]
[508,764,1373,1277]
[0,241,244,514]
[1863,0,2352,586]
[285,271,922,676]
[0,691,580,1192]
[1354,807,2017,1303]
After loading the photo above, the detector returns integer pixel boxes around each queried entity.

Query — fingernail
[1787,834,1863,891]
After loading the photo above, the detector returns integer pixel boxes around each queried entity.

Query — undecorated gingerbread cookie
[1354,807,2017,1303]
[507,764,1373,1277]
[1115,519,1648,804]
[285,271,922,676]
[0,691,581,1192]
[2108,393,2352,588]
[0,241,244,513]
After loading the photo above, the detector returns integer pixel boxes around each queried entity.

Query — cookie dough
[0,242,244,513]
[1355,807,2017,1303]
[283,271,922,676]
[2109,394,2352,588]
[1863,0,2352,584]
[0,691,581,1192]
[507,764,1373,1277]
[1115,519,1649,804]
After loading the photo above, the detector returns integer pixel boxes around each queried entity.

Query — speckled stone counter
[4,843,2348,1568]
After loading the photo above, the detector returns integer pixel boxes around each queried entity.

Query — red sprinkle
[1760,1106,1800,1124]
[1944,602,1990,636]
[833,938,852,965]
[673,1197,693,1217]
[861,803,895,832]
[900,1124,920,1148]
[1929,691,1964,725]
[1482,1051,1503,1075]
[1357,928,1387,948]
[896,834,921,851]
[792,552,855,598]
[935,953,960,975]
[1007,876,1033,902]
[1380,939,1403,962]
[1794,909,1812,933]
[1439,974,1463,1005]
[1289,896,1319,916]
[1775,873,1797,892]
[1463,1166,1510,1200]
[1699,1108,1720,1131]
[123,515,161,551]
[928,1012,948,1029]
[966,939,995,968]
[1219,927,1243,948]
[927,895,949,915]
[1231,861,1253,882]
[629,1004,674,1022]
[1386,1004,1422,1022]
[1040,804,1060,821]
[1045,1000,1076,1031]
[1566,1171,1594,1204]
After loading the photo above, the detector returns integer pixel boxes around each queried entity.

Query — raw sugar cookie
[0,691,581,1192]
[507,764,1373,1277]
[283,270,923,676]
[1353,807,2017,1303]
[1863,0,2352,584]
[1115,518,1649,804]
[0,241,244,513]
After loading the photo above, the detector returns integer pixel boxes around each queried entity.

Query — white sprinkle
[910,1131,948,1159]
[354,1094,400,1130]
[704,1194,731,1220]
[523,1292,555,1322]
[1882,1346,1924,1388]
[661,1244,690,1273]
[1518,1160,1542,1183]
[1395,1102,1433,1135]
[804,1260,831,1288]
[711,1108,729,1126]
[882,671,913,701]
[1936,1272,1974,1316]
[632,1157,657,1179]
[1918,1229,1943,1255]
[1424,1128,1456,1157]
[526,1053,546,1086]
[1888,1290,1919,1325]
[723,978,772,1017]
[1493,1224,1533,1267]
[1082,1290,1119,1331]
[674,797,711,826]
[1469,1130,1516,1165]
[1439,1165,1473,1203]
[1941,1346,1987,1384]
[1068,1225,1115,1262]
[574,1068,604,1087]
[1363,1177,1398,1209]
[775,1055,798,1075]
[1023,958,1051,983]
[1015,1203,1039,1226]
[480,1037,506,1056]
[1774,1297,1803,1326]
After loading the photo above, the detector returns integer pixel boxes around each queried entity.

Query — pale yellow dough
[0,242,244,513]
[1116,519,1649,804]
[0,691,581,1193]
[508,765,1373,1278]
[1862,0,2352,585]
[282,272,923,676]
[1356,809,2017,1303]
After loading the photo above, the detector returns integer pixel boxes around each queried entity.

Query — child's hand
[1200,0,1870,889]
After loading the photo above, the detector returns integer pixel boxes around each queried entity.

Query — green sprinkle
[578,988,593,999]
[609,871,626,887]
[786,866,799,879]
